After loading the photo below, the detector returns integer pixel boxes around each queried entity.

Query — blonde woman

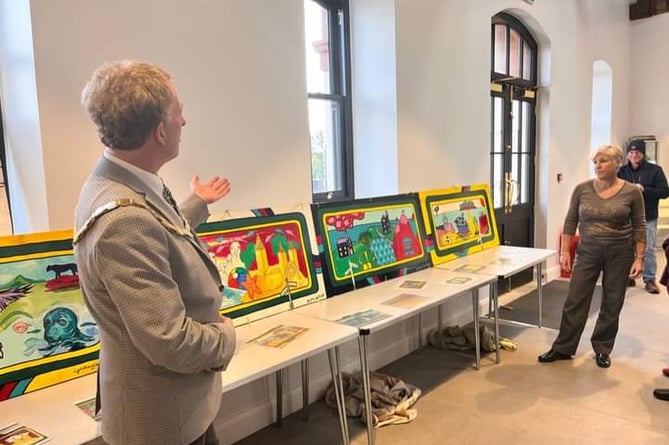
[538,144,646,369]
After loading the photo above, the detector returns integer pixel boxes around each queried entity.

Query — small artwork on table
[455,264,486,273]
[75,397,102,421]
[446,276,474,284]
[381,293,430,310]
[0,424,50,445]
[0,230,99,401]
[398,280,427,290]
[419,184,499,265]
[196,210,322,321]
[248,324,309,348]
[311,194,430,296]
[335,309,392,328]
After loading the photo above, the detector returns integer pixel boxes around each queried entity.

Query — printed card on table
[0,424,50,445]
[489,256,514,265]
[455,264,486,273]
[446,276,473,284]
[398,279,427,290]
[75,396,102,421]
[335,308,391,328]
[382,293,430,310]
[248,325,308,348]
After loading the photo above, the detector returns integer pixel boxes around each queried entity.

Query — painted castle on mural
[196,212,319,318]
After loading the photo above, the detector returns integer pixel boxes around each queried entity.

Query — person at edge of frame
[617,138,669,294]
[654,236,669,401]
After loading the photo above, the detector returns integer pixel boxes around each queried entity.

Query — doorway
[491,12,538,292]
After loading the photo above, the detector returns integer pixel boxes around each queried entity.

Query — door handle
[504,174,519,214]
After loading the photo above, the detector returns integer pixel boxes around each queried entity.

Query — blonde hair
[591,144,624,168]
[81,61,173,150]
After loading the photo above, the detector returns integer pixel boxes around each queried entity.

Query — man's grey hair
[81,61,173,150]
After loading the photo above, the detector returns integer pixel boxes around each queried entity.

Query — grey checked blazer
[74,157,236,445]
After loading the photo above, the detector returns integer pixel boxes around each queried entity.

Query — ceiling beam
[630,0,669,20]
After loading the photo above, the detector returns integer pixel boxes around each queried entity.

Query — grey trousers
[552,240,634,355]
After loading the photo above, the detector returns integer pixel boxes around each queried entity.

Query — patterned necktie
[162,182,192,232]
[162,183,180,214]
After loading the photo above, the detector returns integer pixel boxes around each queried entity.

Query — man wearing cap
[618,139,669,294]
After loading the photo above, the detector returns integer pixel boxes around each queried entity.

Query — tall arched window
[490,12,538,289]
[590,60,613,158]
[304,0,354,202]
[0,102,11,234]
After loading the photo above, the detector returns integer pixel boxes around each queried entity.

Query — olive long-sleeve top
[563,180,646,245]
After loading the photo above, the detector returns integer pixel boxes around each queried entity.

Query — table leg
[492,280,500,364]
[301,359,309,421]
[328,348,350,445]
[275,369,283,427]
[536,263,544,328]
[357,333,375,445]
[472,287,480,370]
[437,305,443,333]
[418,312,423,349]
[335,347,349,443]
[488,285,493,318]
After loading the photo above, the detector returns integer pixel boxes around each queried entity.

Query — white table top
[0,373,100,443]
[222,311,359,392]
[295,267,497,334]
[0,311,359,444]
[435,245,556,278]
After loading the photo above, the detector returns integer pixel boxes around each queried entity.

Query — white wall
[29,0,313,230]
[630,12,669,170]
[393,0,632,259]
[1,0,652,443]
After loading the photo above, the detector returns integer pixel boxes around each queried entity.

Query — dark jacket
[618,160,669,221]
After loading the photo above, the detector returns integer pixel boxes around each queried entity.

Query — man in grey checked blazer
[74,61,236,445]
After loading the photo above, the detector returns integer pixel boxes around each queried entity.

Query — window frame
[0,100,11,231]
[306,0,354,203]
[491,13,537,88]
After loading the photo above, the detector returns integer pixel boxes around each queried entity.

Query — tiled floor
[234,259,669,444]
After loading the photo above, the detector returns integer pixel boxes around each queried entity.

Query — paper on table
[0,424,50,445]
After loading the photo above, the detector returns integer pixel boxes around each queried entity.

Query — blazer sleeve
[92,206,235,374]
[179,193,210,229]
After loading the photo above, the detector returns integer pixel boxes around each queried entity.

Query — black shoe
[653,388,669,401]
[627,278,636,287]
[538,349,572,363]
[595,353,611,368]
[645,281,660,294]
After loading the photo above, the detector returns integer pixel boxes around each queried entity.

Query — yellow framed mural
[419,184,500,265]
[196,209,324,321]
[0,230,99,401]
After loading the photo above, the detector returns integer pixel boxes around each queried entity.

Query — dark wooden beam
[630,0,669,20]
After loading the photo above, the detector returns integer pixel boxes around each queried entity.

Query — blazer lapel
[93,158,182,227]
[92,158,221,281]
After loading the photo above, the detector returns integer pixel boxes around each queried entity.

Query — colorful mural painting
[196,210,322,320]
[419,184,500,265]
[0,230,99,401]
[311,194,430,295]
